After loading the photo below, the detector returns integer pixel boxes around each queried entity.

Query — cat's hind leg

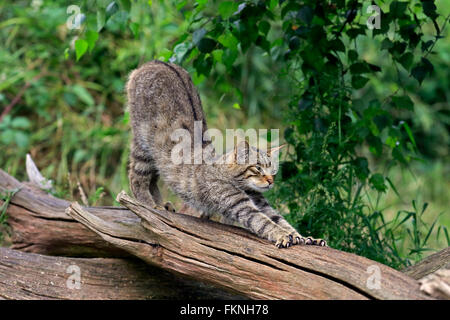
[129,156,158,208]
[129,151,176,212]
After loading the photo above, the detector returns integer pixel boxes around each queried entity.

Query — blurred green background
[0,0,448,268]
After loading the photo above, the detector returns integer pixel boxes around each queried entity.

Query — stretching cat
[126,60,326,248]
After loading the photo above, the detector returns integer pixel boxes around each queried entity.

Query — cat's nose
[266,175,274,185]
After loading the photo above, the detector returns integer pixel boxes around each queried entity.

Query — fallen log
[0,170,130,257]
[403,247,450,280]
[403,247,450,299]
[0,247,242,300]
[418,268,450,299]
[0,169,432,299]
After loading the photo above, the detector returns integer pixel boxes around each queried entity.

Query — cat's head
[223,140,285,192]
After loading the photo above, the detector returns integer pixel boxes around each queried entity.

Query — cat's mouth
[258,184,273,191]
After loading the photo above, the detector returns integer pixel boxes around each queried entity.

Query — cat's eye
[248,166,261,175]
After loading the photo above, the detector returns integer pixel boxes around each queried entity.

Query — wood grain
[0,247,243,300]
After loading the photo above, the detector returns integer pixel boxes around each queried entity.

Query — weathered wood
[418,268,450,300]
[0,169,432,300]
[403,247,450,280]
[1,170,131,257]
[66,190,428,300]
[0,247,243,300]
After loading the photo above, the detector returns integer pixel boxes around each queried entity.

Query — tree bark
[0,247,243,300]
[0,169,433,300]
[403,247,450,280]
[1,170,131,257]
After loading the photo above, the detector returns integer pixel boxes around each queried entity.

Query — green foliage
[0,0,189,201]
[0,188,20,244]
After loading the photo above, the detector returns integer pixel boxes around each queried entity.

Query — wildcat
[126,60,326,248]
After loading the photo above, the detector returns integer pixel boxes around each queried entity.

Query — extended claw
[164,201,176,213]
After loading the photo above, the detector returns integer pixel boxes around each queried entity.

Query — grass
[362,159,450,265]
[0,188,20,245]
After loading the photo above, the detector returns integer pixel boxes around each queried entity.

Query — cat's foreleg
[246,191,327,246]
[223,194,314,248]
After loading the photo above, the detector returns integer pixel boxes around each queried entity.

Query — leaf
[129,22,139,38]
[73,149,88,163]
[351,75,369,89]
[255,35,271,52]
[218,1,239,19]
[389,1,407,18]
[397,52,413,70]
[329,39,345,52]
[222,48,237,68]
[72,85,94,106]
[421,40,434,53]
[411,65,427,84]
[193,55,213,76]
[367,134,382,155]
[402,122,417,150]
[422,1,438,19]
[118,0,131,11]
[297,6,313,25]
[389,41,407,56]
[298,93,314,110]
[85,30,99,53]
[350,62,370,74]
[197,37,217,53]
[381,38,394,50]
[106,1,119,18]
[258,20,270,36]
[14,131,29,148]
[348,49,358,62]
[11,117,31,129]
[353,157,369,180]
[392,95,413,110]
[97,8,106,32]
[288,36,300,50]
[211,49,223,62]
[75,39,88,61]
[177,0,188,10]
[443,227,450,246]
[367,63,381,72]
[170,42,191,63]
[386,177,401,198]
[218,33,238,48]
[411,58,433,84]
[346,27,366,39]
[193,28,207,45]
[370,173,387,192]
[269,0,277,10]
[392,146,407,164]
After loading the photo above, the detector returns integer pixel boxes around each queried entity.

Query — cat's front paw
[303,236,327,247]
[274,231,302,248]
[275,231,327,248]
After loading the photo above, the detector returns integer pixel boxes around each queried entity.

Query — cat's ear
[268,144,286,158]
